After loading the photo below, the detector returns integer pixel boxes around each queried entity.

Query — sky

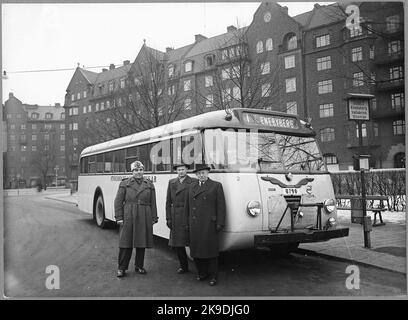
[2,1,332,106]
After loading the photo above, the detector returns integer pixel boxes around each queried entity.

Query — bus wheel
[94,195,109,229]
[268,242,299,256]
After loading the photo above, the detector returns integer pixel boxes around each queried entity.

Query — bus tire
[94,194,109,229]
[268,242,299,256]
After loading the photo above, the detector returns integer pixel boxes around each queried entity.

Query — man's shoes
[209,279,217,286]
[177,268,188,274]
[196,274,209,281]
[117,270,126,278]
[135,267,147,275]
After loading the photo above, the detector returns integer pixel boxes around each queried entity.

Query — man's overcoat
[185,178,226,258]
[114,177,158,248]
[165,175,196,247]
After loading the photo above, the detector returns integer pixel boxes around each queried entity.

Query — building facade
[63,2,405,182]
[3,93,66,189]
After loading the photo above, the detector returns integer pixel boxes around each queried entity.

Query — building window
[287,35,297,50]
[389,66,403,82]
[261,62,270,74]
[183,80,191,91]
[394,152,405,168]
[88,105,92,113]
[21,145,27,152]
[316,56,331,71]
[318,80,333,94]
[107,101,111,109]
[77,92,81,100]
[369,45,375,60]
[168,64,174,77]
[370,73,376,85]
[323,154,338,164]
[261,83,271,97]
[373,122,379,137]
[44,124,52,130]
[232,86,240,100]
[73,123,78,130]
[256,41,263,54]
[83,106,87,114]
[392,120,405,135]
[101,102,105,110]
[73,107,79,115]
[32,134,37,141]
[316,34,330,48]
[45,113,52,119]
[391,93,404,110]
[168,85,175,96]
[285,77,296,93]
[44,134,50,141]
[266,38,273,51]
[351,47,363,62]
[184,61,193,73]
[350,26,363,37]
[286,101,297,115]
[353,72,364,87]
[32,124,37,130]
[120,78,125,89]
[205,55,215,67]
[284,55,295,69]
[73,138,78,145]
[184,98,192,110]
[205,94,213,108]
[32,146,37,151]
[10,124,15,130]
[6,114,12,119]
[222,88,231,103]
[356,123,367,138]
[61,112,65,119]
[31,113,39,119]
[386,15,400,33]
[222,68,230,80]
[388,40,402,55]
[320,128,335,142]
[60,146,65,152]
[319,103,334,118]
[20,124,26,130]
[95,103,99,111]
[61,134,65,141]
[71,94,75,101]
[205,75,213,87]
[221,49,228,60]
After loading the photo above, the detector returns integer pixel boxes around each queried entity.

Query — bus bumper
[254,227,349,247]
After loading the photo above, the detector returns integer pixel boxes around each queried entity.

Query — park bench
[335,195,389,227]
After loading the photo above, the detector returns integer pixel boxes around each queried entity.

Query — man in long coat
[184,163,226,286]
[166,163,196,273]
[114,161,158,277]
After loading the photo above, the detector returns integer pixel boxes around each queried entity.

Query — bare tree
[30,135,57,189]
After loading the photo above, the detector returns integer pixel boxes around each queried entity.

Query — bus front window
[203,129,325,172]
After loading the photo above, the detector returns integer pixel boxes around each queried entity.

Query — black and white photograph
[1,0,406,302]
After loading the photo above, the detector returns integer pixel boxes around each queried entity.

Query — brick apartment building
[63,2,405,182]
[3,93,66,189]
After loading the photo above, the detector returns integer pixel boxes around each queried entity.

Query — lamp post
[347,93,374,249]
[54,165,59,187]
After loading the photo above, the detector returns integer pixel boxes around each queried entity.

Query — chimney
[123,60,130,66]
[9,92,14,98]
[227,25,237,33]
[55,103,61,107]
[109,63,115,70]
[282,6,288,14]
[194,34,207,42]
[166,47,174,52]
[314,3,320,9]
[102,68,108,72]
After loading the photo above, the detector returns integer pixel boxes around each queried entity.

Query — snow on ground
[337,209,406,225]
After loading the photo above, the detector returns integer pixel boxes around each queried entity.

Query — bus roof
[80,108,315,157]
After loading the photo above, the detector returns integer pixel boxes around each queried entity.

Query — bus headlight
[324,199,336,214]
[247,201,261,217]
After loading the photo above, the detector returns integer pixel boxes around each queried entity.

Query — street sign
[348,98,370,121]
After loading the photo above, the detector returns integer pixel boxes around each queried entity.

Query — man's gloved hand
[117,220,124,227]
[216,224,223,232]
[153,217,158,224]
[166,220,172,229]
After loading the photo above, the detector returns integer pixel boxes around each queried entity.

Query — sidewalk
[44,191,78,206]
[299,210,406,274]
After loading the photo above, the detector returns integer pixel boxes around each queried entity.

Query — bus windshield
[204,129,326,172]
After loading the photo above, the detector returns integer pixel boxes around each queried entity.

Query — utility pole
[54,166,59,187]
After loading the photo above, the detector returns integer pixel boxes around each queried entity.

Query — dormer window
[45,112,53,119]
[256,41,263,53]
[205,55,215,67]
[31,112,39,119]
[287,34,297,50]
[109,81,114,92]
[120,78,126,89]
[168,64,175,77]
[184,61,193,73]
[61,112,65,119]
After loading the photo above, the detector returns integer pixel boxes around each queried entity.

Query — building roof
[165,44,195,63]
[79,68,98,84]
[293,3,350,29]
[93,64,132,85]
[23,104,65,121]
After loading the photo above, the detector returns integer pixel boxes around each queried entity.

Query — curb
[295,248,406,275]
[44,196,78,206]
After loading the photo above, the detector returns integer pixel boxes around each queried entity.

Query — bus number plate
[285,188,298,195]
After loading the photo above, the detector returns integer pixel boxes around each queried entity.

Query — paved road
[3,194,406,297]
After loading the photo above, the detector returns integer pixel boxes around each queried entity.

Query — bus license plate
[285,188,298,195]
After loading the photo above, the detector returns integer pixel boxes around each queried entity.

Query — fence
[330,168,406,212]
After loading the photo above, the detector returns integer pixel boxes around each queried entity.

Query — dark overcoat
[165,175,196,247]
[114,177,158,248]
[184,178,226,258]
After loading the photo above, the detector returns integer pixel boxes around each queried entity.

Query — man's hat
[193,163,211,173]
[173,162,190,170]
[130,161,144,171]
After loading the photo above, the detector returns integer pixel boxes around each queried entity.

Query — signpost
[346,93,374,249]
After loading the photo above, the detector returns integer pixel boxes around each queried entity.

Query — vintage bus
[78,108,349,253]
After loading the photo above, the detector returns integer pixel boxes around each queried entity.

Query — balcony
[375,78,404,92]
[373,52,404,65]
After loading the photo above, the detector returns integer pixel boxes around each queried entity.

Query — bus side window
[125,146,139,172]
[139,144,152,172]
[104,152,113,173]
[180,133,202,170]
[88,155,96,173]
[96,154,104,173]
[81,157,89,174]
[113,150,125,173]
[151,140,171,172]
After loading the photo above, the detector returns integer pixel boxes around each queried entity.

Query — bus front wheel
[94,195,109,229]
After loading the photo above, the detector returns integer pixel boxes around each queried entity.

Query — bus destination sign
[242,112,299,129]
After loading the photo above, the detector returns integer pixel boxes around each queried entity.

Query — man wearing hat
[114,160,158,277]
[165,163,196,274]
[184,163,226,286]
